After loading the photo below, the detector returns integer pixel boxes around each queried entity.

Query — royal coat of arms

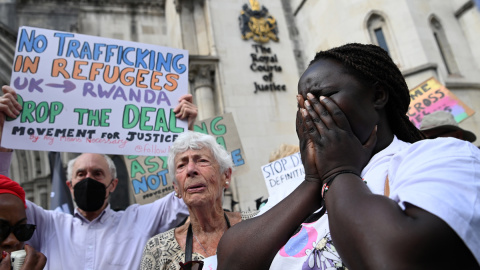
[239,0,279,43]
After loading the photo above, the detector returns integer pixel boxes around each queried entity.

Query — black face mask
[73,177,111,212]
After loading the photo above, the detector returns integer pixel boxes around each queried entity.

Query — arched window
[366,12,400,66]
[367,14,392,53]
[430,16,459,75]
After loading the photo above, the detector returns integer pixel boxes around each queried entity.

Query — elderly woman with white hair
[140,131,255,270]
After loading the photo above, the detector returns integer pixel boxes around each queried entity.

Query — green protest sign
[126,113,246,204]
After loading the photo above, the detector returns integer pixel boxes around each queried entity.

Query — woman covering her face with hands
[217,43,480,270]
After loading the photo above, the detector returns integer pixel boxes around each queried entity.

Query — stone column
[190,63,215,120]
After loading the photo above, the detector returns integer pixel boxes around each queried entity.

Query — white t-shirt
[388,137,480,264]
[268,136,480,269]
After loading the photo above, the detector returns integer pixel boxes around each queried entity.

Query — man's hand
[173,94,197,131]
[0,86,21,152]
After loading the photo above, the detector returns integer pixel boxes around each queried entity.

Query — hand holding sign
[2,26,190,155]
[174,94,197,131]
[0,86,21,152]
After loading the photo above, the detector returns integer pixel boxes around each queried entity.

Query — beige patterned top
[140,211,258,270]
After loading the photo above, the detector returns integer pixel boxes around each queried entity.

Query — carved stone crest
[239,0,279,43]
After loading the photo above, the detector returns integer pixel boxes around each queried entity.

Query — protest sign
[407,77,475,128]
[1,26,188,155]
[193,112,248,174]
[258,151,304,214]
[126,112,247,204]
[125,155,172,204]
[261,151,303,198]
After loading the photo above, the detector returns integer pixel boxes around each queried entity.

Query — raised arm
[217,95,332,270]
[173,94,197,131]
[0,86,21,176]
[217,179,323,270]
[0,85,21,152]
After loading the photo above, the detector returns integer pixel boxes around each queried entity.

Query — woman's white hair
[66,154,117,180]
[168,131,234,183]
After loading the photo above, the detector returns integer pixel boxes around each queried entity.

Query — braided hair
[310,43,424,143]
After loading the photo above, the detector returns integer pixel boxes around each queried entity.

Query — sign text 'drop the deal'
[2,26,189,155]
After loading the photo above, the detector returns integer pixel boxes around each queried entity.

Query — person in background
[0,175,46,270]
[140,131,256,270]
[420,110,477,142]
[268,144,299,163]
[217,43,480,269]
[0,85,199,270]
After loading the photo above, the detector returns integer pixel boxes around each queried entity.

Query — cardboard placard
[257,151,304,214]
[408,77,475,128]
[126,113,247,204]
[2,26,189,155]
[261,151,303,198]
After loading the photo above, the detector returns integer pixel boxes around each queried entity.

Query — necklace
[193,234,210,256]
[185,212,231,261]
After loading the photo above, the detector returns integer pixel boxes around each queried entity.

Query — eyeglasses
[0,220,36,242]
[179,260,204,270]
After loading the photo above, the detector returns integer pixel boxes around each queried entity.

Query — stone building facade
[0,0,479,210]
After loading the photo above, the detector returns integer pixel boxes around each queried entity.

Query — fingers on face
[300,93,349,147]
[320,96,350,130]
[296,95,305,109]
[305,94,349,131]
[299,104,319,141]
[296,95,308,136]
[305,94,328,132]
